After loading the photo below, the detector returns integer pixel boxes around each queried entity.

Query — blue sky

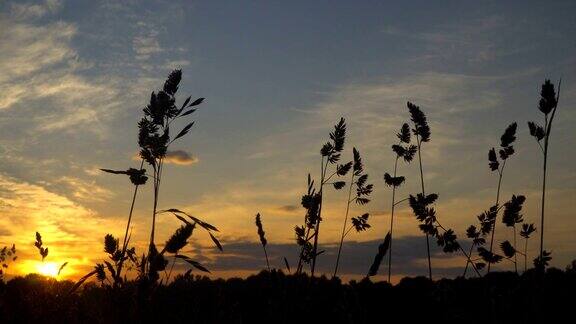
[0,0,574,281]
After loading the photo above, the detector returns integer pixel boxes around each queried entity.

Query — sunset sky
[0,0,575,282]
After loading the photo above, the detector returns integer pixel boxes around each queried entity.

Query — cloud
[164,59,191,70]
[133,30,163,61]
[164,150,199,165]
[0,173,124,279]
[0,6,125,135]
[190,236,467,281]
[54,176,114,203]
[277,205,298,212]
[9,0,62,20]
[383,15,511,64]
[247,72,505,167]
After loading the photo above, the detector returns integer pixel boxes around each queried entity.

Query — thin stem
[263,245,271,272]
[435,221,482,277]
[513,224,518,274]
[462,241,476,278]
[311,157,329,276]
[539,140,547,266]
[333,172,355,277]
[539,79,561,265]
[487,158,507,272]
[147,157,163,277]
[115,160,144,285]
[416,135,432,280]
[166,255,177,283]
[296,226,311,274]
[393,197,410,207]
[524,237,528,273]
[388,156,399,282]
[344,224,354,238]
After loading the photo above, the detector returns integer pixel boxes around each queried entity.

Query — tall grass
[308,118,348,276]
[68,70,222,290]
[406,102,480,278]
[463,210,491,276]
[406,102,433,279]
[136,70,203,257]
[527,79,561,271]
[295,174,321,274]
[367,232,391,277]
[383,123,416,282]
[486,122,518,272]
[333,148,373,277]
[255,213,270,271]
[100,166,147,284]
[500,195,527,273]
[34,231,48,261]
[520,223,536,272]
[0,244,16,281]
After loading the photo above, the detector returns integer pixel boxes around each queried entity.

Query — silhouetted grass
[255,213,270,271]
[406,102,479,278]
[527,79,562,271]
[382,122,416,282]
[0,244,16,281]
[486,122,518,273]
[2,267,576,323]
[333,147,373,277]
[296,118,348,276]
[407,101,434,279]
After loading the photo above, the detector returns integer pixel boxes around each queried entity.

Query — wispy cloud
[0,6,124,135]
[9,0,62,20]
[133,29,163,61]
[0,173,122,278]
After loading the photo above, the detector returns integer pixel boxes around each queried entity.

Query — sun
[36,262,59,278]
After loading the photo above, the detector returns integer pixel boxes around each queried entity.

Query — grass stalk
[387,156,399,282]
[333,172,355,277]
[415,134,432,280]
[487,159,506,272]
[310,157,328,276]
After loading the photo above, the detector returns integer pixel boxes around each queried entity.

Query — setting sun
[36,262,60,278]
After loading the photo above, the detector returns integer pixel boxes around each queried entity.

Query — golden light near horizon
[36,262,60,278]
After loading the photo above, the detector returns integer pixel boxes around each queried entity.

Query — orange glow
[36,262,60,278]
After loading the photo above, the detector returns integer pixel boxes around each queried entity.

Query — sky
[0,0,575,282]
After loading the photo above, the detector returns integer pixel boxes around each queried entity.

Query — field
[1,268,575,323]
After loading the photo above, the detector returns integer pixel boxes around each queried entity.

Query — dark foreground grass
[1,268,575,324]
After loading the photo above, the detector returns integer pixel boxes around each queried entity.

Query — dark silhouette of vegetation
[296,118,348,276]
[0,244,16,281]
[136,70,208,280]
[255,213,270,271]
[383,122,417,282]
[527,79,562,271]
[34,232,48,261]
[499,195,527,273]
[67,71,221,292]
[100,165,147,285]
[333,147,373,277]
[520,223,537,272]
[406,102,480,278]
[486,122,518,272]
[466,194,535,276]
[0,74,572,323]
[367,232,391,277]
[407,102,434,279]
[2,267,576,323]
